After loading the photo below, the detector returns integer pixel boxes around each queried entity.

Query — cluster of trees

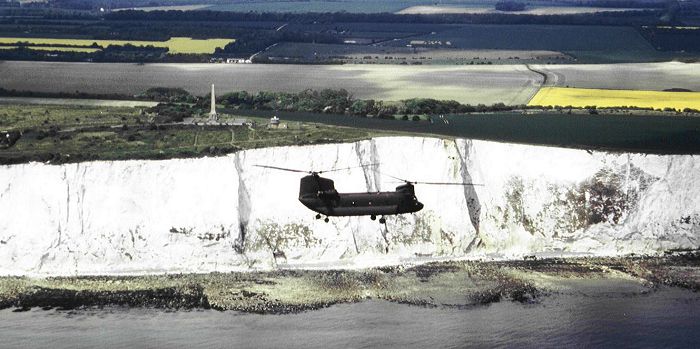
[99,44,169,61]
[147,103,193,123]
[215,89,516,118]
[217,30,341,57]
[0,87,136,100]
[495,1,526,12]
[140,87,195,103]
[0,44,171,63]
[0,47,89,62]
[0,86,199,103]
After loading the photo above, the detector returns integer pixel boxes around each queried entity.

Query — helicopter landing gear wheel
[324,217,329,223]
[370,215,376,221]
[315,214,321,220]
[379,217,386,224]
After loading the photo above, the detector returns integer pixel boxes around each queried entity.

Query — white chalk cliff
[0,137,698,276]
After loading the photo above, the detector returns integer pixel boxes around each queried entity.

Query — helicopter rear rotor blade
[253,165,310,173]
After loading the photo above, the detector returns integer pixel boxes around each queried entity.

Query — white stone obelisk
[209,84,217,121]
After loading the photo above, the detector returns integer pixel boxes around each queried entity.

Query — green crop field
[384,25,654,51]
[259,42,571,65]
[381,24,670,63]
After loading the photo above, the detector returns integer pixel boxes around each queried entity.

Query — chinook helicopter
[254,164,480,224]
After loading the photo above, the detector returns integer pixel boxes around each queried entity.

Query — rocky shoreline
[1,253,698,314]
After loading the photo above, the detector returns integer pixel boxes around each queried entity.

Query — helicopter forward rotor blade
[318,163,380,174]
[253,165,309,173]
[373,170,408,182]
[380,168,483,186]
[413,181,483,186]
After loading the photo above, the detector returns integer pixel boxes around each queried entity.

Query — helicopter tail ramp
[0,137,698,276]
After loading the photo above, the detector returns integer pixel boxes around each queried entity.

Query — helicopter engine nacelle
[395,183,416,196]
[299,174,337,198]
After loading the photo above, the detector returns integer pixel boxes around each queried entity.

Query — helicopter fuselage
[297,174,424,217]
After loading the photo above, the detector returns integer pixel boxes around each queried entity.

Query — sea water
[1,287,698,349]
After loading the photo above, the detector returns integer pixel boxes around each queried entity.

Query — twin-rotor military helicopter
[255,163,480,224]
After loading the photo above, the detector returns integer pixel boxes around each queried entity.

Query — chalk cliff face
[1,137,698,276]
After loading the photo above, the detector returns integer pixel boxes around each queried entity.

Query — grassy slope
[2,102,700,165]
[0,104,395,164]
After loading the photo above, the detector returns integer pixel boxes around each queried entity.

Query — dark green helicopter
[255,164,480,224]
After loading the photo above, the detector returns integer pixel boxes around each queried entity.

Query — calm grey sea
[1,287,698,349]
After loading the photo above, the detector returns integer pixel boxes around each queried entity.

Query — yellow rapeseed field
[0,37,234,54]
[529,87,700,110]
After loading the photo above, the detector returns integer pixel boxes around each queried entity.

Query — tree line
[5,87,693,119]
[211,89,516,118]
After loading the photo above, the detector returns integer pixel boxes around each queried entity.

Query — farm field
[207,1,407,13]
[529,87,700,110]
[381,24,670,63]
[205,0,474,13]
[112,5,212,12]
[397,5,646,15]
[0,61,543,105]
[204,0,648,14]
[384,25,654,52]
[0,37,234,54]
[259,42,572,64]
[2,61,699,106]
[328,64,541,104]
[531,62,700,91]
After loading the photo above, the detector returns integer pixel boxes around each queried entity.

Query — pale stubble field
[1,61,698,106]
